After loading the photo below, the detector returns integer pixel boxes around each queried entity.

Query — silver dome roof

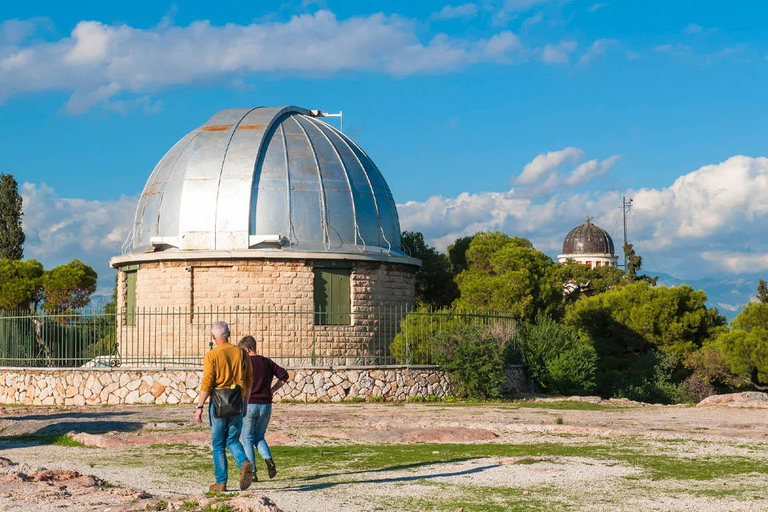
[129,106,404,256]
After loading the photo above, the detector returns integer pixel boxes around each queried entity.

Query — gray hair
[211,321,230,340]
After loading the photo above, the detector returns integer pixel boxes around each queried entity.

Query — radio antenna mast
[622,196,633,268]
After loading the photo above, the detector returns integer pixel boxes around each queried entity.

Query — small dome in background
[129,106,403,257]
[562,217,616,255]
[558,217,618,268]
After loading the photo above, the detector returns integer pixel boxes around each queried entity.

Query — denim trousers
[242,403,273,466]
[209,405,248,485]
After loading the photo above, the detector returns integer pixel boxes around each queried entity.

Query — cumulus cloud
[513,147,620,196]
[579,38,619,64]
[21,183,137,293]
[398,154,768,279]
[0,11,586,112]
[432,3,479,20]
[516,147,584,185]
[540,41,578,63]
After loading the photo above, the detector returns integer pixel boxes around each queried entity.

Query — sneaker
[209,483,226,492]
[265,458,277,479]
[240,460,254,491]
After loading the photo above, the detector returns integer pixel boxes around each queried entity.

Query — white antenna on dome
[310,110,344,132]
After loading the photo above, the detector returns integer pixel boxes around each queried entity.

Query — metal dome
[128,106,404,256]
[561,217,616,256]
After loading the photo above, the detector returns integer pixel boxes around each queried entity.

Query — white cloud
[588,3,608,12]
[516,147,584,185]
[398,154,768,279]
[566,155,622,186]
[432,3,479,20]
[579,38,619,64]
[21,183,137,291]
[0,11,585,112]
[540,41,578,63]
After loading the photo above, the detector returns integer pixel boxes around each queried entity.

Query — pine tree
[757,279,768,304]
[0,174,25,260]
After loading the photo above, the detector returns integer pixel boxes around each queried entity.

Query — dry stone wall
[0,366,534,405]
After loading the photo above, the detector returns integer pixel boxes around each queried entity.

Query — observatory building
[110,106,420,365]
[558,217,619,268]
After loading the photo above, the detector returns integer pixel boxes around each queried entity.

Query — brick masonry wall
[0,366,529,405]
[114,259,416,365]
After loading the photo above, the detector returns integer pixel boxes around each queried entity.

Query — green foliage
[432,325,510,399]
[613,351,688,403]
[564,281,725,398]
[454,232,559,320]
[548,261,626,303]
[758,280,768,304]
[401,231,459,308]
[731,302,768,332]
[447,235,474,274]
[0,259,43,310]
[0,173,25,260]
[42,259,98,312]
[707,328,768,389]
[513,315,598,396]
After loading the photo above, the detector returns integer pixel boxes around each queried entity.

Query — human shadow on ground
[0,420,146,442]
[2,411,137,422]
[280,462,501,492]
[296,457,478,482]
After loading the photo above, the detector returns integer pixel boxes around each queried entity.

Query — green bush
[390,308,510,364]
[513,315,598,396]
[433,325,510,399]
[612,351,688,404]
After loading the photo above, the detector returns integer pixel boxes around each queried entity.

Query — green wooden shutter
[125,270,137,326]
[313,268,350,325]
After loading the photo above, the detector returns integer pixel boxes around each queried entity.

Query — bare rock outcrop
[697,391,768,408]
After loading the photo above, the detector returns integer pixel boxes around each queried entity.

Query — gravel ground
[1,401,768,511]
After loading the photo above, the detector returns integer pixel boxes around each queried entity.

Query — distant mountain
[644,270,760,320]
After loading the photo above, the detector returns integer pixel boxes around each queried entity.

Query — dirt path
[2,401,768,511]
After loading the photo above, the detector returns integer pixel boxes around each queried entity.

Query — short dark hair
[238,335,257,352]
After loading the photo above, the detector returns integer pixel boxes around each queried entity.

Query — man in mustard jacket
[195,321,254,491]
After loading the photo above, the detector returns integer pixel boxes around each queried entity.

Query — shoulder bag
[211,349,248,418]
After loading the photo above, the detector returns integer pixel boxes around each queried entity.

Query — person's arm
[271,362,289,395]
[196,354,214,424]
[242,351,253,414]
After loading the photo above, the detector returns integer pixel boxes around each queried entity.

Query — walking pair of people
[195,321,289,491]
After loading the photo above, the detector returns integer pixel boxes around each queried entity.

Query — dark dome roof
[562,218,615,255]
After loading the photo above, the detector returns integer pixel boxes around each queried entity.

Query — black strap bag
[211,349,248,419]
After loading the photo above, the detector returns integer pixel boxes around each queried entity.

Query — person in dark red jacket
[237,335,289,480]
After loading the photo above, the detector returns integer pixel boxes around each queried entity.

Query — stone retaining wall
[0,366,529,405]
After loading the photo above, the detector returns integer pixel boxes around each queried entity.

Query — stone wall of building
[0,366,530,405]
[114,259,416,365]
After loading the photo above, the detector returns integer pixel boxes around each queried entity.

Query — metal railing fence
[0,306,517,368]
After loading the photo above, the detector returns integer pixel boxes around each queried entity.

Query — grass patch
[513,400,624,411]
[0,433,87,447]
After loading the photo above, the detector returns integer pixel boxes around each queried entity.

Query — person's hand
[195,407,203,424]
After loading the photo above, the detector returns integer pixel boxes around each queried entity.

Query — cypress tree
[0,173,25,260]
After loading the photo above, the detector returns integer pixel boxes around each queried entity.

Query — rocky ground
[1,394,767,511]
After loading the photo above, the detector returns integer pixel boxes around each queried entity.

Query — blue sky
[2,0,768,299]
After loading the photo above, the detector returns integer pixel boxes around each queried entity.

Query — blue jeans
[242,403,273,466]
[209,405,248,485]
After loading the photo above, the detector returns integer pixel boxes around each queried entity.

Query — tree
[401,231,459,308]
[548,261,626,303]
[454,232,559,320]
[447,235,474,275]
[564,281,726,397]
[41,259,98,312]
[0,259,44,310]
[757,280,768,304]
[0,174,25,260]
[731,302,768,333]
[623,242,658,285]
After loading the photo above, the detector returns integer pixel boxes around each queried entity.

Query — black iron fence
[0,306,516,368]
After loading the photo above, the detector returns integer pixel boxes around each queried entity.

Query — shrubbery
[432,324,513,399]
[513,315,597,396]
